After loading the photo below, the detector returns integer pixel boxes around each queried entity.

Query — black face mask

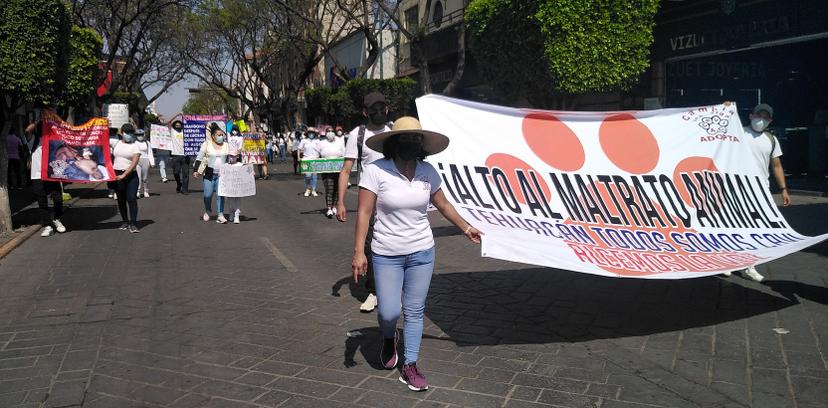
[369,110,388,125]
[397,141,421,161]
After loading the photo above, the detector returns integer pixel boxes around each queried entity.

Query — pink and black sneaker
[399,363,428,391]
[380,333,398,369]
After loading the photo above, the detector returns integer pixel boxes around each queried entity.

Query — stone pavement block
[790,375,828,406]
[427,388,504,408]
[85,394,164,408]
[43,380,86,408]
[503,400,558,408]
[585,382,620,399]
[455,378,513,397]
[0,391,27,406]
[358,390,423,408]
[711,359,747,384]
[0,376,52,394]
[269,375,340,399]
[0,356,36,369]
[129,385,188,406]
[601,400,668,408]
[182,362,247,381]
[203,397,260,408]
[87,374,144,397]
[512,373,589,393]
[234,371,277,387]
[60,349,97,371]
[250,359,306,376]
[709,381,749,405]
[0,345,53,359]
[555,366,610,383]
[417,358,482,378]
[537,390,601,407]
[328,386,365,403]
[750,347,787,369]
[296,366,368,387]
[191,379,267,401]
[752,391,795,408]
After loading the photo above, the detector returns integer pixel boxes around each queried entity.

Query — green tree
[466,0,659,107]
[61,26,103,117]
[181,86,237,115]
[0,0,72,233]
[304,78,415,129]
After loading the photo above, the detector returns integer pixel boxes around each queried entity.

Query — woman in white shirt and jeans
[352,117,481,392]
[110,124,142,233]
[194,123,230,223]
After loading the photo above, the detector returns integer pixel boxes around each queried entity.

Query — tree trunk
[0,120,14,233]
[441,21,466,96]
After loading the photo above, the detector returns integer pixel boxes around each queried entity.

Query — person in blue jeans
[193,123,230,223]
[352,117,481,392]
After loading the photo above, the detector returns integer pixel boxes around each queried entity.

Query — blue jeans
[373,246,435,364]
[266,148,274,163]
[203,175,225,214]
[304,172,317,190]
[279,145,286,161]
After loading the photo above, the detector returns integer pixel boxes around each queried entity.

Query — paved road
[1,162,826,408]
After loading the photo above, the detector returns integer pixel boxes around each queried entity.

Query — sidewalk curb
[0,184,97,261]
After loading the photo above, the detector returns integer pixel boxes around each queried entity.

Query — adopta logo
[681,105,739,142]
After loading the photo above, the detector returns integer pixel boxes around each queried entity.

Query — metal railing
[424,6,465,33]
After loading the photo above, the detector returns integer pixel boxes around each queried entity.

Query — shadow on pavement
[424,269,795,346]
[331,275,371,302]
[763,280,828,305]
[343,327,386,370]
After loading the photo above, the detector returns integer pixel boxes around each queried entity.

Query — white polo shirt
[359,158,442,256]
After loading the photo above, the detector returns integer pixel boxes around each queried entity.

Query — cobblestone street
[1,163,826,408]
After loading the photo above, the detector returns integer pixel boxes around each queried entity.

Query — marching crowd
[5,92,789,393]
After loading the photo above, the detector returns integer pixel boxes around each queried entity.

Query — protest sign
[183,115,226,156]
[218,164,256,197]
[300,158,347,173]
[150,124,172,150]
[40,111,115,183]
[103,103,129,129]
[241,133,266,164]
[170,129,185,156]
[417,95,828,279]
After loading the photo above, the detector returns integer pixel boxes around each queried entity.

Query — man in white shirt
[726,103,790,282]
[335,92,393,312]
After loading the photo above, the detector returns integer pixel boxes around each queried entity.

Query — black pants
[7,159,22,188]
[31,180,63,227]
[321,173,338,208]
[292,151,300,174]
[112,171,139,225]
[171,156,190,192]
[365,220,375,293]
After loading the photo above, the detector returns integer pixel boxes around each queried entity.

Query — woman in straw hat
[352,116,482,392]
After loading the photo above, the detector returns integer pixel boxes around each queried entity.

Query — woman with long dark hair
[194,123,230,223]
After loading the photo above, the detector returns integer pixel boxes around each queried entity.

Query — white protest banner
[218,164,256,197]
[150,124,172,150]
[418,95,828,279]
[103,103,129,129]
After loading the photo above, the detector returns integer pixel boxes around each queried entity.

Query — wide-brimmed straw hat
[365,116,449,156]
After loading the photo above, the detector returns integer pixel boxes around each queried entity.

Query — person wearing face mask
[298,127,321,196]
[194,123,230,223]
[221,147,245,224]
[169,120,191,194]
[353,117,482,391]
[337,91,394,313]
[319,129,346,218]
[134,129,155,198]
[110,123,143,233]
[291,131,302,174]
[721,103,790,282]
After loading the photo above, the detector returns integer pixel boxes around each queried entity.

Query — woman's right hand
[352,252,368,282]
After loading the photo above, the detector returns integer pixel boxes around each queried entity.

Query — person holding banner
[24,120,66,237]
[110,124,142,233]
[352,117,482,391]
[135,129,155,198]
[319,130,346,218]
[298,127,320,197]
[193,123,230,223]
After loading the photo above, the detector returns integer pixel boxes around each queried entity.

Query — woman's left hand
[464,226,483,244]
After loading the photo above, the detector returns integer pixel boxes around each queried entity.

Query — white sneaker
[233,214,240,224]
[202,213,210,222]
[311,190,318,197]
[112,192,117,200]
[143,192,150,198]
[331,207,338,216]
[303,189,311,197]
[326,209,333,218]
[721,270,732,277]
[161,177,168,183]
[53,219,66,233]
[742,266,764,282]
[40,226,54,237]
[360,293,377,313]
[107,192,113,198]
[217,214,227,224]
